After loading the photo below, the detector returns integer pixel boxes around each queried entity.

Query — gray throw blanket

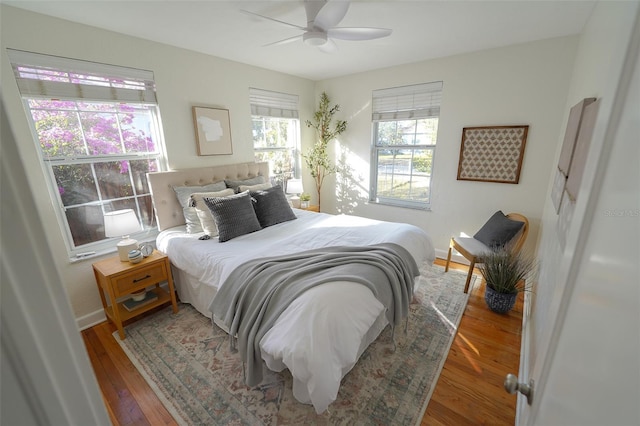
[208,242,420,387]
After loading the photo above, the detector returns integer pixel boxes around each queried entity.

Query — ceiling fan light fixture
[303,31,328,46]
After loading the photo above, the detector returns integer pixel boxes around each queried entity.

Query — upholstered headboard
[147,161,270,231]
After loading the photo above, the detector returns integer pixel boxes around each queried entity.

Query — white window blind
[249,88,299,119]
[7,49,157,104]
[372,81,443,121]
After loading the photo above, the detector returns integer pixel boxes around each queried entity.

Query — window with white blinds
[372,82,442,121]
[8,49,157,103]
[249,88,299,119]
[249,88,300,184]
[8,49,166,259]
[370,82,443,209]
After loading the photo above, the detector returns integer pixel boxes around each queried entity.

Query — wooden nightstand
[93,250,178,339]
[301,204,320,212]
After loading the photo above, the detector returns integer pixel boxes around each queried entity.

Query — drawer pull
[132,274,151,283]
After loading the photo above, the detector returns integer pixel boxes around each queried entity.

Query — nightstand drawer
[114,264,165,294]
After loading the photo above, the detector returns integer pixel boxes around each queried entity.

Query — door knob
[504,373,534,405]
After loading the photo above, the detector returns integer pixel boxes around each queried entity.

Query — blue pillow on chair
[473,211,524,248]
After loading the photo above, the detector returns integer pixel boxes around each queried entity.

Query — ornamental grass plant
[479,248,537,294]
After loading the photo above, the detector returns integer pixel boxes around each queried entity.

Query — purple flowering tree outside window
[28,99,161,248]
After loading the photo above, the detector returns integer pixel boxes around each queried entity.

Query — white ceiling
[7,1,596,81]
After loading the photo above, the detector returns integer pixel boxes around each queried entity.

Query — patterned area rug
[116,263,473,425]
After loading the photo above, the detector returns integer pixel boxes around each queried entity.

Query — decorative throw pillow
[250,185,297,228]
[203,191,262,242]
[224,175,266,193]
[473,211,525,249]
[239,182,272,192]
[189,188,235,236]
[173,181,226,233]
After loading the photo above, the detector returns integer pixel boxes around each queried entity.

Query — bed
[147,161,435,414]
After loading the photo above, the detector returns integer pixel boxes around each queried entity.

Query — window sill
[69,237,157,264]
[368,200,432,211]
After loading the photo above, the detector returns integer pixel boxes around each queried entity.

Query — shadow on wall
[336,146,367,214]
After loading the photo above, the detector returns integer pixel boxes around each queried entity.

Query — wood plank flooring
[82,258,522,425]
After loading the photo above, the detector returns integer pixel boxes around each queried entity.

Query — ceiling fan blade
[317,38,338,54]
[313,1,350,31]
[328,27,392,41]
[240,9,306,31]
[263,34,304,47]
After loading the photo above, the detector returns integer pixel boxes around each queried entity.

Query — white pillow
[173,182,226,233]
[189,188,234,236]
[238,182,272,192]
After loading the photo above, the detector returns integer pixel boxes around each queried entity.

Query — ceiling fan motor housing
[303,31,328,46]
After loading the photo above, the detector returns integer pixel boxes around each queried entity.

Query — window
[249,88,300,186]
[370,82,443,209]
[8,49,165,258]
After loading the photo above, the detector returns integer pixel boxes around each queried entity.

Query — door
[517,5,639,424]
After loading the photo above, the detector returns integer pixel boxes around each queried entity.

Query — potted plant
[299,192,311,209]
[304,92,347,209]
[478,248,536,314]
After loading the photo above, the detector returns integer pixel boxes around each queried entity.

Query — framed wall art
[550,97,597,213]
[456,125,529,184]
[192,106,233,156]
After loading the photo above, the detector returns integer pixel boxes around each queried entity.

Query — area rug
[115,263,474,425]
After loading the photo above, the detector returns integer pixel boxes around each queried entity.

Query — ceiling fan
[242,0,392,53]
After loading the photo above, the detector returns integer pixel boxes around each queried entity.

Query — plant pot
[484,285,518,314]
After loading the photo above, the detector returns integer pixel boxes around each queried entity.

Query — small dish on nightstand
[131,289,146,302]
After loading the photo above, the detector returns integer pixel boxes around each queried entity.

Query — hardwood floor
[421,259,523,425]
[82,258,522,425]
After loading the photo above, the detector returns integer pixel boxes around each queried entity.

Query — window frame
[369,82,443,210]
[370,120,437,210]
[249,88,301,184]
[9,49,167,260]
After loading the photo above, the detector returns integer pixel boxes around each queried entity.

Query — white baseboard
[434,248,471,266]
[76,309,107,331]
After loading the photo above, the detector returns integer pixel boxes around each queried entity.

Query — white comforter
[157,209,435,413]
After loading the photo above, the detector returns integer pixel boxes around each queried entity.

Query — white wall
[315,36,578,259]
[0,5,315,327]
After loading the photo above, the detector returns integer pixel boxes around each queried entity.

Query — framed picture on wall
[551,97,597,213]
[192,106,233,155]
[456,125,529,184]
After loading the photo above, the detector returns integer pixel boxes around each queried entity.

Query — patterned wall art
[456,125,529,184]
[192,106,233,156]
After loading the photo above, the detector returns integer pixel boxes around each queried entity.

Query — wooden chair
[445,213,529,293]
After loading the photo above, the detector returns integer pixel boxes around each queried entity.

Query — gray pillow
[173,181,226,233]
[224,175,266,193]
[473,211,524,248]
[250,185,297,228]
[203,191,262,242]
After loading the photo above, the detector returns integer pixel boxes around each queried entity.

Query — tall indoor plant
[478,248,536,314]
[304,92,347,209]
